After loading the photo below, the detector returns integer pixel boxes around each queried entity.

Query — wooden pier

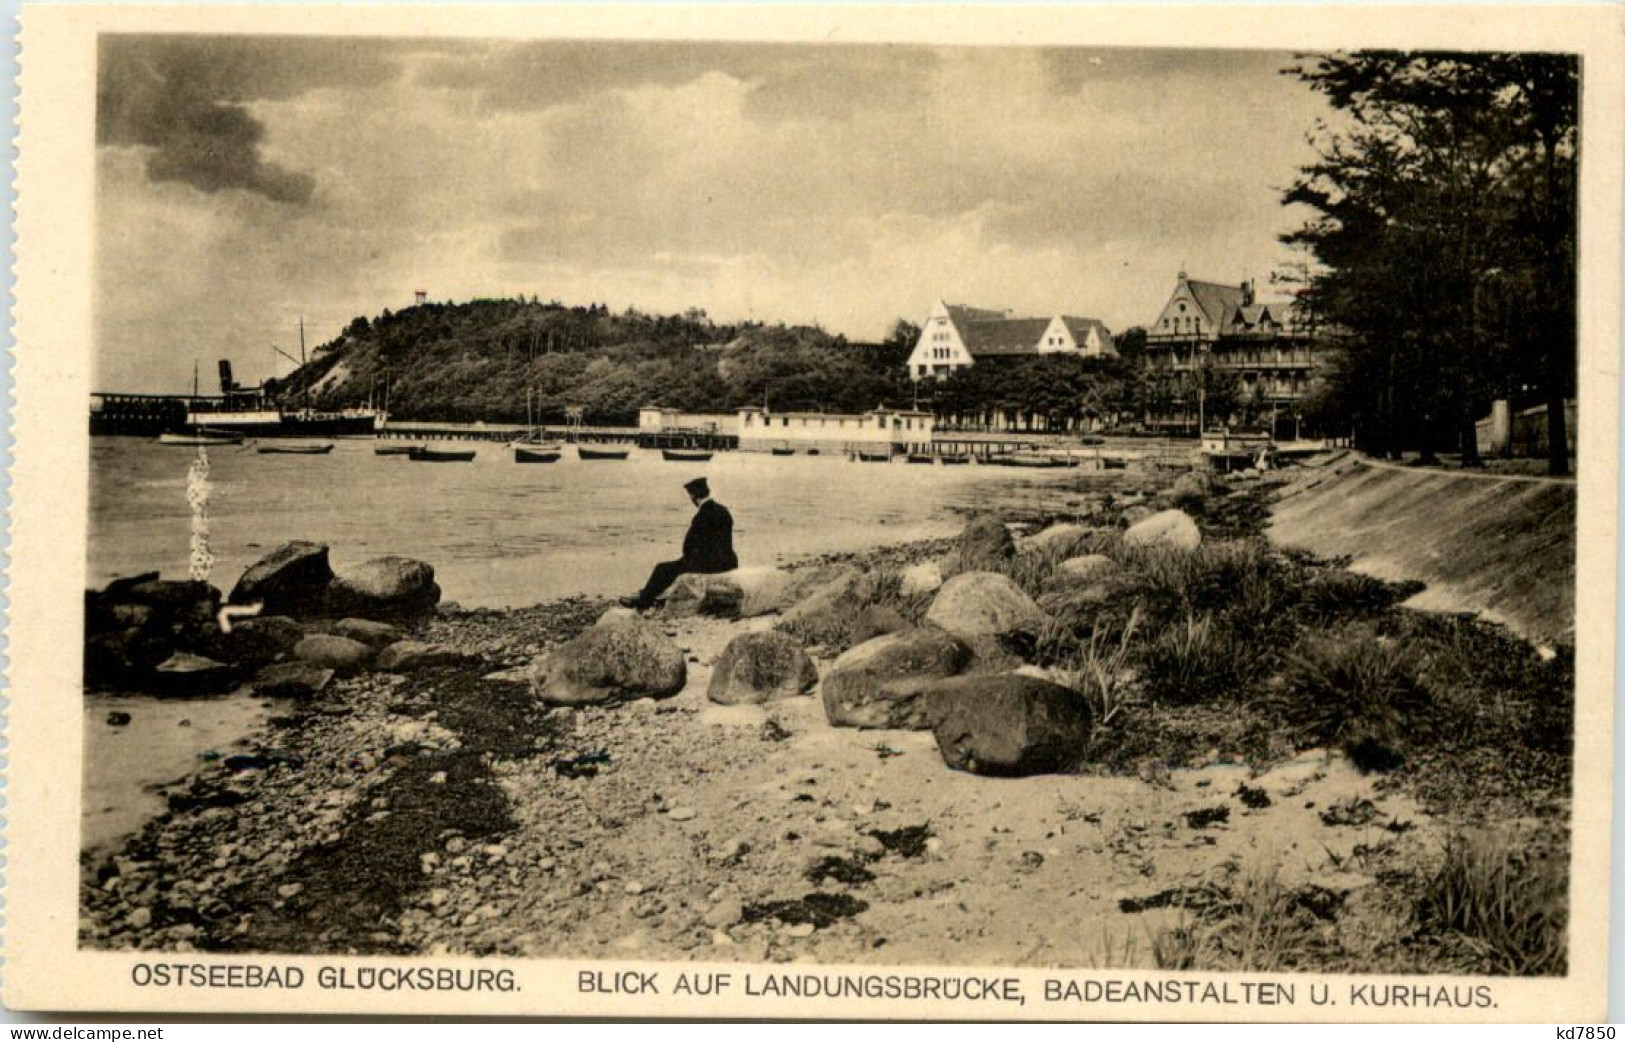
[376,421,738,450]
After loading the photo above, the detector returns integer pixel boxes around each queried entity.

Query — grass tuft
[1282,627,1431,770]
[1417,830,1567,975]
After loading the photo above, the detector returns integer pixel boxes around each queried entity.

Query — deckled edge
[1,0,20,998]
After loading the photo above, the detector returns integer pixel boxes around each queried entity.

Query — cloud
[97,35,403,203]
[95,38,1334,392]
[413,39,941,124]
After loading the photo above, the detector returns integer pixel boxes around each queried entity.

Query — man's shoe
[617,595,644,609]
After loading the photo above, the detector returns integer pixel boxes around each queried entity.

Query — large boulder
[924,572,1047,640]
[117,580,223,649]
[931,674,1093,777]
[821,627,973,730]
[596,606,642,628]
[664,567,793,620]
[332,618,405,648]
[327,557,441,619]
[850,604,912,645]
[529,622,687,706]
[707,631,818,705]
[250,662,334,699]
[898,561,945,598]
[1037,555,1123,618]
[1123,509,1201,552]
[1163,472,1214,510]
[122,579,222,614]
[152,652,237,695]
[1024,523,1096,556]
[374,641,464,672]
[207,615,307,669]
[228,542,334,615]
[1055,554,1119,586]
[953,517,1016,573]
[85,627,170,689]
[293,634,375,675]
[1121,505,1155,527]
[778,568,878,645]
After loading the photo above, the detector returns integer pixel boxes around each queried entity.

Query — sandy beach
[78,463,1574,973]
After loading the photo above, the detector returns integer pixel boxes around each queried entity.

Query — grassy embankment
[786,472,1573,975]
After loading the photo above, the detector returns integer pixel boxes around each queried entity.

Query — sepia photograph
[6,3,1620,1020]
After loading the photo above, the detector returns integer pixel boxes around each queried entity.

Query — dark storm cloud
[415,39,940,122]
[97,35,404,203]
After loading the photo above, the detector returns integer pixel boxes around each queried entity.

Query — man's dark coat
[681,499,738,573]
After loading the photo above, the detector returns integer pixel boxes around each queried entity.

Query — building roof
[944,303,1010,327]
[1061,316,1113,345]
[961,317,1054,356]
[1185,279,1248,329]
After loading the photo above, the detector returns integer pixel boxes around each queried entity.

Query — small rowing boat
[257,442,334,455]
[662,448,713,462]
[409,446,476,462]
[939,455,971,465]
[907,453,935,465]
[374,444,417,456]
[514,445,562,463]
[855,450,892,463]
[577,446,631,461]
[770,447,795,457]
[988,453,1073,469]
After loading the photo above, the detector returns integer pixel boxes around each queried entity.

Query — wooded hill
[269,298,916,425]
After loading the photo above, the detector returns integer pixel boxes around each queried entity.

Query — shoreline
[79,465,1573,973]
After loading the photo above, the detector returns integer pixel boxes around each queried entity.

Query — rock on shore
[931,674,1093,776]
[327,557,442,619]
[925,572,1047,639]
[706,631,818,705]
[529,621,687,705]
[821,627,973,729]
[227,541,333,616]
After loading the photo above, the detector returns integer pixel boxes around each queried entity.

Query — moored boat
[939,454,971,465]
[907,453,935,465]
[770,447,796,457]
[157,429,244,446]
[515,444,563,463]
[257,442,334,455]
[988,453,1072,468]
[855,450,892,463]
[662,448,713,462]
[577,445,631,461]
[374,444,417,456]
[408,446,476,462]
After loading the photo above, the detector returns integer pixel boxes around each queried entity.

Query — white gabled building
[907,300,1114,381]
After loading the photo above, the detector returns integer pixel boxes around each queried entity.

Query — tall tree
[1282,51,1578,473]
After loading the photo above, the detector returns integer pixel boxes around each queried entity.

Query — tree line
[1282,51,1578,475]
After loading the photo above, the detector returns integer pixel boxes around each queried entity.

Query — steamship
[91,357,381,438]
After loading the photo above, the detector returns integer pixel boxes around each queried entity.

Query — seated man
[621,477,738,610]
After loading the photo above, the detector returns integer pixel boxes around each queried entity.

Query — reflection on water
[84,438,1119,853]
[89,438,1099,608]
[82,694,276,856]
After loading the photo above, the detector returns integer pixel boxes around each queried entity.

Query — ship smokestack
[217,360,235,394]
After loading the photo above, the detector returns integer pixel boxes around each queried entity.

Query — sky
[94,36,1334,393]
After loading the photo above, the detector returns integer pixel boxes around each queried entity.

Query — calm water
[89,437,1101,607]
[83,437,1110,853]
